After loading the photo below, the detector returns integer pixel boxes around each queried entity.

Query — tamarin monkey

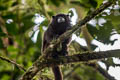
[42,14,72,80]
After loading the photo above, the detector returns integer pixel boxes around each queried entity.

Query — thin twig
[0,56,26,71]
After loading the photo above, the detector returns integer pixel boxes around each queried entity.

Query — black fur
[42,14,72,80]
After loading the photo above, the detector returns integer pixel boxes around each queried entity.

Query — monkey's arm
[42,28,55,52]
[42,31,49,52]
[59,37,71,56]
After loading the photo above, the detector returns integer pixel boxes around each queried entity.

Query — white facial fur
[57,17,65,23]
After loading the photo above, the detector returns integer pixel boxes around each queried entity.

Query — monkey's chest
[55,27,67,35]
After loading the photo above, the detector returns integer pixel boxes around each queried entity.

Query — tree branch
[20,1,114,80]
[84,62,116,80]
[97,65,116,80]
[20,49,120,80]
[0,56,26,71]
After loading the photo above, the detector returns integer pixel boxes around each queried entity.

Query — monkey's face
[51,14,71,34]
[52,14,70,24]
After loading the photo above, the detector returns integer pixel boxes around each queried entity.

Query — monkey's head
[51,14,71,34]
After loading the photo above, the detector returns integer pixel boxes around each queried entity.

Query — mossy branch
[20,49,120,80]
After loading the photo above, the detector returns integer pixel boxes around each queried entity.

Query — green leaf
[68,10,74,17]
[1,75,10,80]
[40,19,49,27]
[89,0,97,8]
[0,5,8,11]
[2,12,16,20]
[6,22,18,35]
[47,11,54,17]
[20,14,35,33]
[7,46,19,52]
[104,14,120,27]
[95,0,103,8]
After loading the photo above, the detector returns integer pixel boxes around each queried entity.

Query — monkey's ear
[52,16,55,19]
[66,14,71,19]
[66,14,70,17]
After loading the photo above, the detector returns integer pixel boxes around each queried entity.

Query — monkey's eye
[57,17,65,23]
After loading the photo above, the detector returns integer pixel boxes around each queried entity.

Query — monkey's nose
[57,17,65,23]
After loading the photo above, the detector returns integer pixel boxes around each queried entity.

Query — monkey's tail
[52,66,63,80]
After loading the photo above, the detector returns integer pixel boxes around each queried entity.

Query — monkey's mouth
[57,17,65,23]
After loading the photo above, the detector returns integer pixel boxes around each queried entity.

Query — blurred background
[0,0,120,80]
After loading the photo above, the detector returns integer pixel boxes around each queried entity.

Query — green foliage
[47,0,67,6]
[87,21,115,44]
[0,39,4,48]
[71,0,103,9]
[0,0,120,80]
[103,11,120,33]
[64,64,105,80]
[6,23,18,35]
